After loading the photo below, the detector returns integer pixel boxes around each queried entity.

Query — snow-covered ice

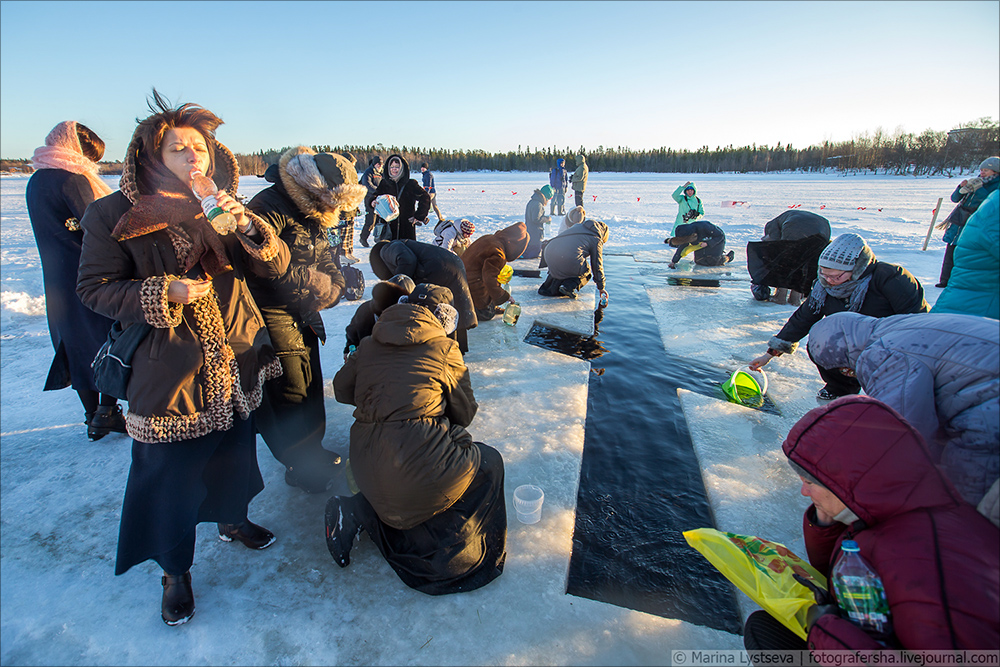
[1,170,956,665]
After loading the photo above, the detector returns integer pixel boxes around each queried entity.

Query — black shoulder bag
[92,321,153,400]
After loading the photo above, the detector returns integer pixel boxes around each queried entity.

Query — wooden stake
[922,197,944,251]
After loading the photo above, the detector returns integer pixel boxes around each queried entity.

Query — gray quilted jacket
[807,311,999,507]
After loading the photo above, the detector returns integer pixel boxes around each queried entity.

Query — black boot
[284,448,342,494]
[87,404,126,441]
[218,520,275,550]
[161,571,195,626]
[325,495,363,567]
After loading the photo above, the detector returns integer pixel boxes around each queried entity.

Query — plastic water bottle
[189,169,237,235]
[502,302,521,326]
[831,540,893,637]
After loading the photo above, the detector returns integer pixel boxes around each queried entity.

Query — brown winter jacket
[77,136,288,444]
[333,303,480,530]
[462,222,529,310]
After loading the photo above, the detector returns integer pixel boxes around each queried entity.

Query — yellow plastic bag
[497,264,513,285]
[679,244,700,258]
[683,528,827,640]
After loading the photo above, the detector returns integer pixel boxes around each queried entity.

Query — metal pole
[922,197,944,251]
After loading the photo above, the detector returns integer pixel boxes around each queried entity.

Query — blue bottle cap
[840,540,860,552]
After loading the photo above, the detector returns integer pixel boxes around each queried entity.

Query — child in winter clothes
[433,218,475,256]
[343,274,416,361]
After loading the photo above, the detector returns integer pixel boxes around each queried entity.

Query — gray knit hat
[980,156,1000,173]
[818,233,869,271]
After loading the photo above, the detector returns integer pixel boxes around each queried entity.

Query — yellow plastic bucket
[722,368,768,408]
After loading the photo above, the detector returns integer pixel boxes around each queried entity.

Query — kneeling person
[538,216,610,303]
[326,284,507,595]
[667,219,733,268]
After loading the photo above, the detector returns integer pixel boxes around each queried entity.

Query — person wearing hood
[357,155,382,247]
[433,218,475,256]
[932,188,999,320]
[372,154,429,241]
[343,273,416,361]
[26,121,126,441]
[549,158,569,215]
[538,215,610,302]
[748,209,832,305]
[76,91,289,626]
[806,311,999,520]
[522,184,553,259]
[571,154,588,208]
[666,219,734,268]
[743,396,999,656]
[671,181,704,235]
[326,283,507,595]
[749,233,928,401]
[369,238,477,353]
[461,221,529,320]
[934,156,999,288]
[245,146,366,494]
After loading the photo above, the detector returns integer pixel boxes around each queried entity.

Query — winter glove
[300,267,343,312]
[959,177,983,195]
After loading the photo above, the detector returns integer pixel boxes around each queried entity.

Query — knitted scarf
[31,121,113,200]
[808,245,876,314]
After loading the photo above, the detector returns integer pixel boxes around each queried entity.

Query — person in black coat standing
[369,239,477,353]
[372,154,429,241]
[358,155,382,247]
[26,120,126,440]
[666,219,734,268]
[247,146,367,493]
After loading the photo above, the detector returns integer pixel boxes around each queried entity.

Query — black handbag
[91,321,153,400]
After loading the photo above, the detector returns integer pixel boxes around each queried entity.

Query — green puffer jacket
[672,183,704,234]
[333,303,480,530]
[571,155,588,193]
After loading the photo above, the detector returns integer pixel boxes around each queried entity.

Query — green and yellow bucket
[722,368,768,408]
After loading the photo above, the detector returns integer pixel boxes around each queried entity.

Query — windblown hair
[75,123,105,162]
[132,89,222,191]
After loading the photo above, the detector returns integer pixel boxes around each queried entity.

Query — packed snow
[1,170,958,665]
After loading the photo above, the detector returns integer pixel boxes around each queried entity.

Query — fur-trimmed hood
[119,130,239,204]
[278,146,367,228]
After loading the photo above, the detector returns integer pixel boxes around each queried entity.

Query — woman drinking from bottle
[76,90,289,626]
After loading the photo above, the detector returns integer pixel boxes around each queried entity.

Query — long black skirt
[115,416,264,576]
[357,442,507,595]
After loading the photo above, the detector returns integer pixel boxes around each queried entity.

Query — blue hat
[557,158,565,166]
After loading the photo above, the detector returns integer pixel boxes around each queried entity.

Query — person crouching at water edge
[538,212,610,303]
[76,90,287,626]
[743,396,999,660]
[666,219,734,268]
[326,284,507,594]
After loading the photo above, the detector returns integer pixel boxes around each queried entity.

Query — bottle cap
[840,540,860,552]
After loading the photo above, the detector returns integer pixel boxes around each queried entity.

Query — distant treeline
[3,117,995,178]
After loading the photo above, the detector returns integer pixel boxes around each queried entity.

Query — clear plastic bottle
[502,302,521,326]
[831,540,893,637]
[189,169,237,235]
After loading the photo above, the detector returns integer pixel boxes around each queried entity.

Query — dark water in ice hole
[521,254,787,635]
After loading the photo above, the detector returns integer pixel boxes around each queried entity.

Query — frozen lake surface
[1,170,957,665]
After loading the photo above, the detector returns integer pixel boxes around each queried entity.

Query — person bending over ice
[537,215,610,303]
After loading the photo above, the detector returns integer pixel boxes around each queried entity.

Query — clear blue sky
[2,0,998,160]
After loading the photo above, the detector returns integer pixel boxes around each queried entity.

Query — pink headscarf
[31,121,114,199]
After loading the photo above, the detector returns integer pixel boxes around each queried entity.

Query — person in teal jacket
[671,181,704,235]
[932,188,999,320]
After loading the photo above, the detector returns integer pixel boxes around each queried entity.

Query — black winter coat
[775,261,928,345]
[26,168,116,392]
[372,155,429,240]
[672,220,726,263]
[370,239,478,332]
[359,162,381,213]
[246,165,346,341]
[762,210,831,242]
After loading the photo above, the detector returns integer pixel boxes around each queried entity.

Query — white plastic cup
[513,484,545,524]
